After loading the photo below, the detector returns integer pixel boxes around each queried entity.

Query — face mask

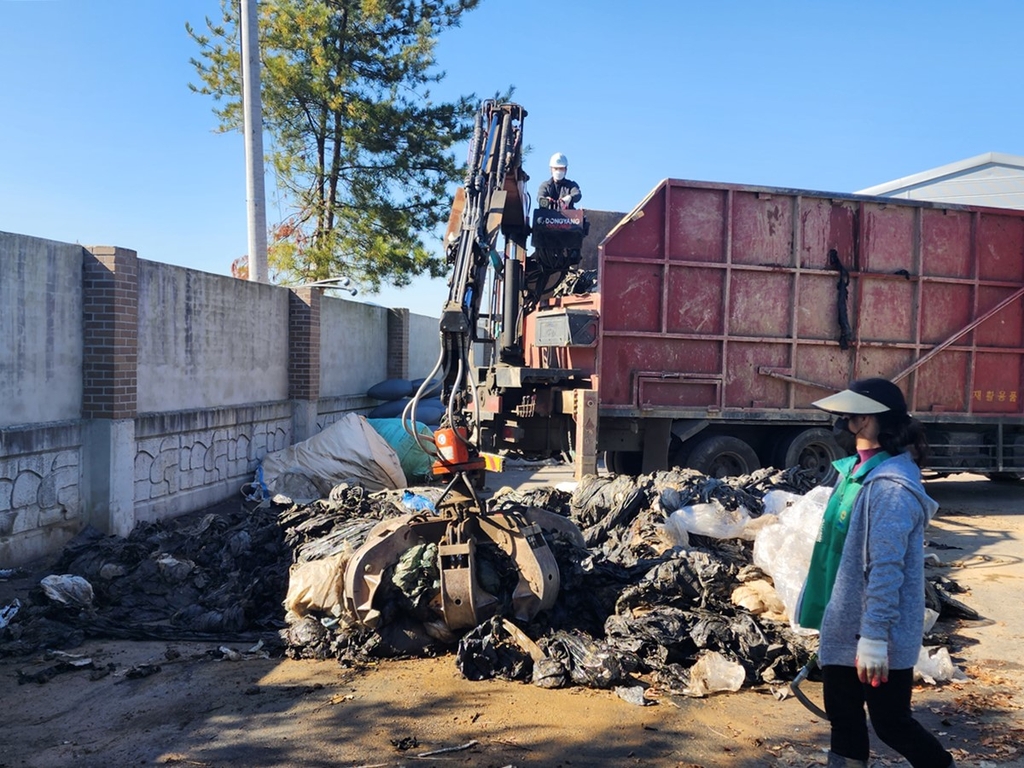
[832,416,856,454]
[552,169,566,181]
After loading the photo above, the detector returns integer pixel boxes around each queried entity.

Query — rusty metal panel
[667,185,726,262]
[861,203,915,273]
[725,342,790,408]
[796,274,844,340]
[922,209,972,279]
[855,347,916,385]
[666,265,724,335]
[915,351,970,412]
[730,271,791,338]
[978,214,1024,282]
[921,283,973,345]
[977,286,1024,347]
[857,278,916,343]
[972,354,1022,412]
[799,198,856,269]
[604,188,665,261]
[600,335,720,407]
[601,261,662,333]
[732,191,794,267]
[793,344,854,397]
[638,376,720,409]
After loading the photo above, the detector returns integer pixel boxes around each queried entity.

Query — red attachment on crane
[431,427,485,475]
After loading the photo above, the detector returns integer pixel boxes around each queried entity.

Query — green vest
[797,451,890,630]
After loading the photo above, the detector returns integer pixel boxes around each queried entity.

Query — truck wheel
[777,428,842,485]
[683,436,760,479]
[605,450,643,476]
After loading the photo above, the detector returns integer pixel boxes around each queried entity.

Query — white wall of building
[859,152,1024,211]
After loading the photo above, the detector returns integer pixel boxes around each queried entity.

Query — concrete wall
[409,312,440,381]
[0,231,440,567]
[320,297,389,400]
[0,423,82,566]
[137,263,290,412]
[1,234,86,564]
[0,233,84,427]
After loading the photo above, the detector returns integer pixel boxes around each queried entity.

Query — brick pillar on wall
[81,246,139,536]
[289,287,322,442]
[387,308,410,380]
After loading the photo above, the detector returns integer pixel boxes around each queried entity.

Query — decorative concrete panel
[133,403,291,521]
[0,423,83,566]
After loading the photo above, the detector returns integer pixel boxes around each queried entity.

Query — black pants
[823,665,952,768]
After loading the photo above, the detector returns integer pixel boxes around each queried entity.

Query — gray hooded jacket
[818,451,939,669]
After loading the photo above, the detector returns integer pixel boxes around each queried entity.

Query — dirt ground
[2,470,1023,768]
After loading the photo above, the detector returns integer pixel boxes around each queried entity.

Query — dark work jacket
[538,177,582,209]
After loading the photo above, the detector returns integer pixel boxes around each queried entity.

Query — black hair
[876,410,930,467]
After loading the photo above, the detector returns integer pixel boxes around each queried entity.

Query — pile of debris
[0,467,975,703]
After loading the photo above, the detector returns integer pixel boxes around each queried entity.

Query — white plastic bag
[914,646,968,684]
[40,574,94,608]
[0,599,21,629]
[761,489,804,518]
[665,502,753,542]
[752,485,831,627]
[684,651,746,696]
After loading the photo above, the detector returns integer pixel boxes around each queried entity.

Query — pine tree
[187,0,481,289]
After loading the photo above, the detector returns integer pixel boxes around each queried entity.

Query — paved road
[924,473,1024,690]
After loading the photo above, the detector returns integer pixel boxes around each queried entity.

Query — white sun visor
[811,389,891,414]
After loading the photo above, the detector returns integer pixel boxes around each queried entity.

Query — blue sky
[3,0,1023,316]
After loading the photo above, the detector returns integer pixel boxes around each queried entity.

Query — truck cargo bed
[598,179,1024,424]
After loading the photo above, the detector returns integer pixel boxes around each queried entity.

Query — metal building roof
[857,151,1024,210]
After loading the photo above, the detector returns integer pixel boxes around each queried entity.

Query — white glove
[560,194,572,204]
[855,637,889,687]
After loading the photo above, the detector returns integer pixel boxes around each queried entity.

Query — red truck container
[501,178,1024,481]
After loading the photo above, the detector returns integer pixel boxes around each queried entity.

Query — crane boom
[343,101,584,634]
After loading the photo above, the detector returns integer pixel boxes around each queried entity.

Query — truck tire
[605,450,643,476]
[683,436,760,479]
[776,428,842,485]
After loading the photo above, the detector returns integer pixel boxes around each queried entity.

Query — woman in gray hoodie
[800,378,954,768]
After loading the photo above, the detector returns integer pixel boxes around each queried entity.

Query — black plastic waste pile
[0,485,399,657]
[1,467,977,701]
[451,467,824,694]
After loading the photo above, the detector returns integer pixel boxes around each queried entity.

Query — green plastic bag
[367,418,435,481]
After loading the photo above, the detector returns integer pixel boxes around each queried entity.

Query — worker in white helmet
[538,152,582,210]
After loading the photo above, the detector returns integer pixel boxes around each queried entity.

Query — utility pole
[241,0,268,282]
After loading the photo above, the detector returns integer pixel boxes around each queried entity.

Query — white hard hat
[549,152,568,168]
